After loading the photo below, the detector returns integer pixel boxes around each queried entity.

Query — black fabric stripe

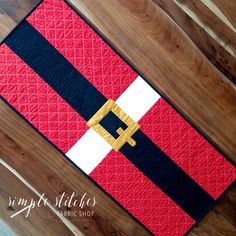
[5,20,215,221]
[5,21,106,121]
[121,131,214,220]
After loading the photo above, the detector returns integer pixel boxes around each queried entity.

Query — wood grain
[0,0,41,43]
[153,0,236,83]
[66,0,236,162]
[174,0,236,58]
[211,0,236,30]
[0,163,75,236]
[0,98,151,236]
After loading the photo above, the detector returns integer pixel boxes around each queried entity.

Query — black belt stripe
[5,20,215,221]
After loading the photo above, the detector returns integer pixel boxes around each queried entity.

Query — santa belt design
[5,21,215,221]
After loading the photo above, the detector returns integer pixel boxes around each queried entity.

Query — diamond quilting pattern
[0,0,235,236]
[0,44,87,153]
[138,99,236,198]
[90,150,194,236]
[0,0,137,153]
[90,98,236,235]
[27,0,137,100]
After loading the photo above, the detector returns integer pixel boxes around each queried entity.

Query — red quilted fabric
[139,99,235,199]
[0,44,87,153]
[0,0,235,235]
[90,151,194,235]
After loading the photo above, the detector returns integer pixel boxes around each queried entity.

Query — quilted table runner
[0,0,235,235]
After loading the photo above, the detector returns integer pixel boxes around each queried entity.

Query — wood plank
[211,0,236,30]
[0,98,151,236]
[174,0,236,58]
[153,0,236,83]
[0,0,41,43]
[0,162,76,236]
[189,183,236,236]
[66,0,236,162]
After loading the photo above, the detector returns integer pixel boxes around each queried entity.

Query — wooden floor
[0,0,41,43]
[0,0,236,235]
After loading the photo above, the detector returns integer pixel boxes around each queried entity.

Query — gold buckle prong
[116,127,136,147]
[87,99,139,152]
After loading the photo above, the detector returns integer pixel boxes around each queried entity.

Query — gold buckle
[87,99,140,152]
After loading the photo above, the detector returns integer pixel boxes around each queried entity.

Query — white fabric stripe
[66,76,160,174]
[116,76,160,122]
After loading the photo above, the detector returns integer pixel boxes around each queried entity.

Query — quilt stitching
[0,0,235,235]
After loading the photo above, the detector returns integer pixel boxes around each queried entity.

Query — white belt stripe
[66,76,161,174]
